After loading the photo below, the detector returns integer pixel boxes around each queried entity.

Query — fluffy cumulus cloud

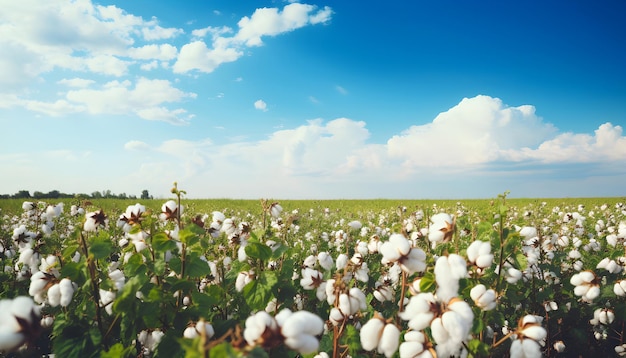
[0,0,183,86]
[0,0,332,126]
[173,3,332,73]
[118,95,626,198]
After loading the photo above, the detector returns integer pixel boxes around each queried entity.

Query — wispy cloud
[335,85,348,95]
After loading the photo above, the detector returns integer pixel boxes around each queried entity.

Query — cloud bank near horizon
[116,95,626,198]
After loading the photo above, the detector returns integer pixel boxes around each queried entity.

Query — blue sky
[1,0,625,199]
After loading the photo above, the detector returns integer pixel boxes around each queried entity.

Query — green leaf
[191,290,219,310]
[179,228,199,246]
[270,243,289,259]
[467,338,490,357]
[419,272,436,293]
[245,242,272,261]
[243,271,278,310]
[186,253,212,278]
[154,331,183,357]
[89,235,114,260]
[208,342,240,358]
[152,232,178,252]
[101,343,135,358]
[113,275,144,314]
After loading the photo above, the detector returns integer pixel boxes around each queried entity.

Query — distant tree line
[0,189,153,200]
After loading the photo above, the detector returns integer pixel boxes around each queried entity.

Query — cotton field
[1,188,626,357]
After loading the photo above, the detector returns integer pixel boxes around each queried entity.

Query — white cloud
[502,122,626,163]
[0,0,182,88]
[173,3,332,74]
[57,78,95,88]
[173,40,243,74]
[117,95,626,198]
[387,95,558,169]
[141,25,184,41]
[127,44,178,60]
[20,77,195,124]
[234,3,332,47]
[124,140,150,151]
[254,99,268,111]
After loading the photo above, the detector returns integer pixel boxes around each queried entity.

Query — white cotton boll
[519,226,537,239]
[521,338,542,358]
[212,211,225,224]
[329,307,345,326]
[441,311,465,343]
[349,287,367,312]
[280,311,324,353]
[573,270,595,285]
[300,268,322,290]
[29,271,49,297]
[303,255,317,268]
[399,331,429,358]
[244,311,276,346]
[470,284,496,311]
[378,324,400,357]
[374,285,394,302]
[573,284,589,297]
[338,294,351,315]
[360,317,385,351]
[183,326,198,339]
[235,271,252,292]
[238,245,248,262]
[435,256,460,302]
[47,283,61,307]
[348,220,362,230]
[584,286,600,301]
[430,317,449,344]
[99,289,116,315]
[285,334,319,354]
[553,340,565,352]
[447,254,468,278]
[400,248,427,274]
[59,278,74,307]
[614,280,626,296]
[506,268,523,284]
[275,308,292,327]
[399,293,436,330]
[317,252,333,271]
[522,325,547,342]
[336,254,348,270]
[510,339,524,358]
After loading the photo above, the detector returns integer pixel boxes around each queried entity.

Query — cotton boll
[360,317,385,351]
[59,278,74,307]
[317,252,334,271]
[378,324,400,357]
[47,283,61,307]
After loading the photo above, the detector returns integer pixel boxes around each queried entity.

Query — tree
[141,190,151,200]
[13,190,31,199]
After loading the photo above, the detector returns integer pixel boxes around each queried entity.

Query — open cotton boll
[279,310,324,354]
[360,317,385,351]
[47,283,61,307]
[59,278,74,307]
[378,323,400,358]
[399,293,437,331]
